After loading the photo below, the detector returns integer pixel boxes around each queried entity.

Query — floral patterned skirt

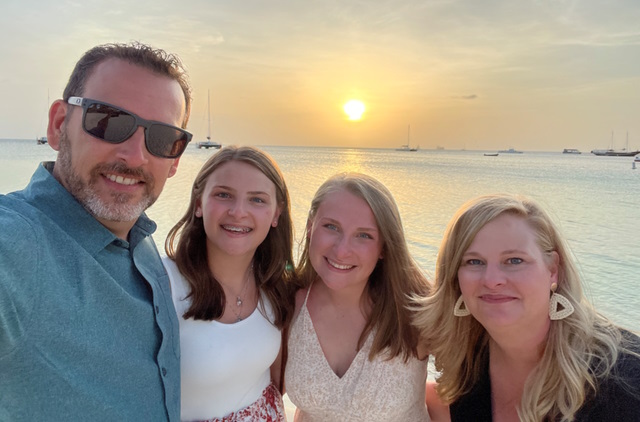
[200,383,286,422]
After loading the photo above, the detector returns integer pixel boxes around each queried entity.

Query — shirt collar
[25,162,156,255]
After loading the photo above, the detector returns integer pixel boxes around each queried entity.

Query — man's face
[49,58,186,237]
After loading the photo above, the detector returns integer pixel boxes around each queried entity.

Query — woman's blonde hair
[412,193,633,421]
[296,172,431,361]
[165,146,295,328]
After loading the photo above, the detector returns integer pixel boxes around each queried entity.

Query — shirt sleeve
[0,207,40,358]
[609,339,640,419]
[576,333,640,420]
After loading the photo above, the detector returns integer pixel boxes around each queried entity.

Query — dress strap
[303,280,313,306]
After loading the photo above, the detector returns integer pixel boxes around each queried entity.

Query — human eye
[463,258,484,266]
[323,223,339,231]
[250,196,268,204]
[356,232,374,240]
[214,191,231,199]
[506,257,523,265]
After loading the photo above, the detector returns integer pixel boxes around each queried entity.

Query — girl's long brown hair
[165,146,295,328]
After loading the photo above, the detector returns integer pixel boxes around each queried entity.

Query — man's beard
[56,131,158,222]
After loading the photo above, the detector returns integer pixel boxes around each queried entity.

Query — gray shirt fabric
[0,162,180,421]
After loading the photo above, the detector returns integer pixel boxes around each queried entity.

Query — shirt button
[155,305,160,314]
[162,367,167,376]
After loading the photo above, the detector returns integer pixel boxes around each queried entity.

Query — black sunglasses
[67,96,192,159]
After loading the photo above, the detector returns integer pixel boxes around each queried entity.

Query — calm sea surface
[2,139,639,331]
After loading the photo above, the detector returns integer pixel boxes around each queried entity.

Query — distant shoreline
[5,138,637,154]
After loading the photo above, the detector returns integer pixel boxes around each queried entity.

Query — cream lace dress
[285,287,430,422]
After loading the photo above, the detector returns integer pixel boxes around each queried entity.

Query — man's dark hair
[62,42,192,128]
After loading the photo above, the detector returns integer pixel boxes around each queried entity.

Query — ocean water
[1,139,638,332]
[3,139,639,418]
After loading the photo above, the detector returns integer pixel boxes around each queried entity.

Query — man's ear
[47,100,69,151]
[168,156,181,178]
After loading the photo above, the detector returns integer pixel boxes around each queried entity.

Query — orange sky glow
[2,1,640,151]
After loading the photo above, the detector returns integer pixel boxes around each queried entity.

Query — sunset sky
[2,0,640,151]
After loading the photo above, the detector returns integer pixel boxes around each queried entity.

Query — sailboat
[197,90,222,149]
[591,131,639,157]
[36,90,49,145]
[395,125,418,151]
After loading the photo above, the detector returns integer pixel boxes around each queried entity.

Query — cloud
[452,94,478,100]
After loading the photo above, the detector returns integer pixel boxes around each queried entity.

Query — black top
[450,331,640,421]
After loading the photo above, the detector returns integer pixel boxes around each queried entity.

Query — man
[0,43,193,420]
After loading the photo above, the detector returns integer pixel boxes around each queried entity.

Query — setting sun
[343,99,366,121]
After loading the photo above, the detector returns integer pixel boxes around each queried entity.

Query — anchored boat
[197,90,222,150]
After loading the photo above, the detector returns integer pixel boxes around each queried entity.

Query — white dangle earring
[549,282,574,320]
[453,295,471,317]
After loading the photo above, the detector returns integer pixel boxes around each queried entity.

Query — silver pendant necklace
[230,265,253,322]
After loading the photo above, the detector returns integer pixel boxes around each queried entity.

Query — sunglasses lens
[147,125,190,158]
[79,99,190,158]
[84,103,135,143]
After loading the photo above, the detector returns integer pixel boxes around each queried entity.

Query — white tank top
[163,258,281,421]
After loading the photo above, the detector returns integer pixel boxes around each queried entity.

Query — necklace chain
[225,265,253,322]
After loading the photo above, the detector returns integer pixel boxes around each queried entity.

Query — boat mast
[610,131,613,150]
[207,89,211,141]
[626,131,629,151]
[408,124,411,147]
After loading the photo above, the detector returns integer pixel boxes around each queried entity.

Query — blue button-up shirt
[0,162,180,421]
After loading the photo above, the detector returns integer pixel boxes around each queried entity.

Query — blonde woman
[413,193,640,421]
